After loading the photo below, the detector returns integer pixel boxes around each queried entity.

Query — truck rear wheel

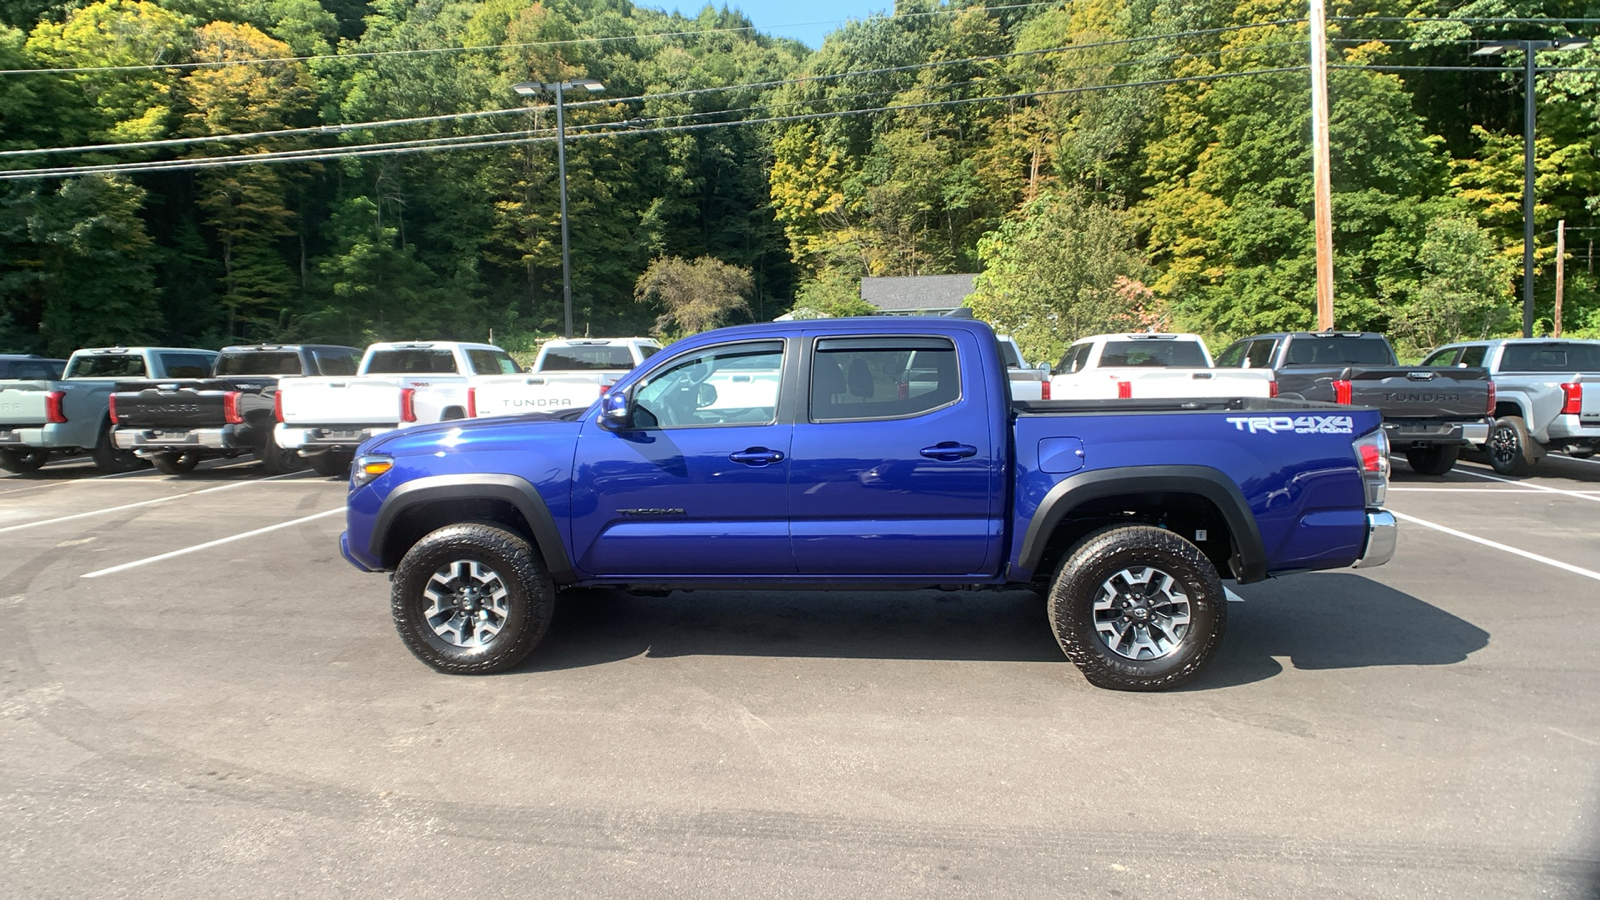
[91,422,146,474]
[1404,443,1459,476]
[390,523,555,674]
[1487,416,1539,476]
[0,448,49,473]
[152,451,201,475]
[309,451,353,477]
[257,431,305,476]
[1048,525,1226,692]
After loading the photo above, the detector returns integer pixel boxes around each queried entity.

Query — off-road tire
[1048,525,1226,692]
[91,421,146,474]
[0,448,49,473]
[1404,443,1460,476]
[152,451,201,475]
[391,523,555,674]
[309,451,353,478]
[1487,416,1539,477]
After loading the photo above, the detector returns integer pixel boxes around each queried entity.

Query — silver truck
[0,346,219,473]
[996,335,1051,401]
[1422,338,1600,475]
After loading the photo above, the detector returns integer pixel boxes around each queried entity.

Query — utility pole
[1309,0,1335,331]
[1554,219,1566,337]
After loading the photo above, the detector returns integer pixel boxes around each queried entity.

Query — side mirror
[599,390,631,428]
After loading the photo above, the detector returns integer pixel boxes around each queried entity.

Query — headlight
[351,454,393,488]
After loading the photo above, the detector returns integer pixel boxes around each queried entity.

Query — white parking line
[80,508,344,579]
[0,457,260,496]
[1390,511,1600,583]
[1456,468,1600,504]
[0,471,315,534]
[1388,487,1600,493]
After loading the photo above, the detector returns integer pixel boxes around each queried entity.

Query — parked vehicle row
[1051,332,1276,401]
[0,337,660,475]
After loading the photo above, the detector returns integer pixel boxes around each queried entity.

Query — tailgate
[1123,369,1275,398]
[1350,367,1490,419]
[0,383,50,426]
[113,380,232,428]
[472,376,604,417]
[279,379,403,425]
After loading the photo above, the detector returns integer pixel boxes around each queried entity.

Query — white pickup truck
[470,337,662,419]
[1049,333,1276,400]
[996,335,1051,401]
[274,341,525,475]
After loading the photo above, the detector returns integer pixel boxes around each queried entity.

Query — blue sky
[661,2,891,49]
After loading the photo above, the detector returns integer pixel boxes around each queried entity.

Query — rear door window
[1244,339,1277,369]
[1215,341,1247,367]
[1055,343,1092,374]
[810,336,959,422]
[467,349,520,375]
[1458,346,1487,367]
[1421,348,1461,367]
[313,349,359,375]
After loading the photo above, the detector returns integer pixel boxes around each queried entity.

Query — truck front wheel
[390,523,555,674]
[1404,443,1459,476]
[1048,526,1226,692]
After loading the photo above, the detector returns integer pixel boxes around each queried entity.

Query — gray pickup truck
[1216,331,1493,475]
[1421,338,1600,475]
[0,346,218,473]
[110,344,362,475]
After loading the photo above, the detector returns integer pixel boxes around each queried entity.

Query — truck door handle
[729,447,785,466]
[920,442,978,461]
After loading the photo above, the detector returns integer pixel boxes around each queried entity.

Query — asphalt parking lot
[1,451,1598,898]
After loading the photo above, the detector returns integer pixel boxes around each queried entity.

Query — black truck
[110,344,361,475]
[1215,331,1493,475]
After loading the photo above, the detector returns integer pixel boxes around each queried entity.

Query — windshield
[1283,337,1395,366]
[218,352,300,376]
[540,345,638,370]
[366,349,459,374]
[1499,342,1600,373]
[1099,340,1209,368]
[65,354,147,378]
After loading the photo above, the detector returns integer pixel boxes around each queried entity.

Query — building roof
[860,274,978,313]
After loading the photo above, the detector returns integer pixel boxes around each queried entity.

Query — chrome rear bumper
[1352,510,1397,569]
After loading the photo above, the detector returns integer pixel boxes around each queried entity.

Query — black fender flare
[370,473,575,582]
[1017,465,1268,583]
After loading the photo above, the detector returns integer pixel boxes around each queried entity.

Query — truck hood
[359,410,586,457]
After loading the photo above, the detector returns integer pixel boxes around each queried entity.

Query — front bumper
[113,425,244,452]
[1352,510,1397,569]
[277,424,394,455]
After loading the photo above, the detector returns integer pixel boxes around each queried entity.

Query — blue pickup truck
[340,317,1396,691]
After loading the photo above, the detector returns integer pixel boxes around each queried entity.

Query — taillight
[466,387,477,418]
[105,394,117,424]
[599,383,611,395]
[897,382,910,401]
[274,390,284,423]
[1268,378,1279,398]
[400,388,417,423]
[1040,380,1051,400]
[1333,379,1353,405]
[1487,381,1497,416]
[1560,382,1582,415]
[222,391,243,425]
[1117,381,1132,399]
[46,391,68,423]
[1352,429,1390,508]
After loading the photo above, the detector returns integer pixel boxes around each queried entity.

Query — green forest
[2,0,1598,366]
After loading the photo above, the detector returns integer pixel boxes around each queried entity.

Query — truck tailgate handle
[729,447,785,466]
[920,442,978,461]
[1406,371,1436,380]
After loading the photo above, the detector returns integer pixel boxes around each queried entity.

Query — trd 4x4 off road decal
[1225,415,1355,435]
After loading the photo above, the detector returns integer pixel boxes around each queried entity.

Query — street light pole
[1472,38,1589,338]
[512,78,606,339]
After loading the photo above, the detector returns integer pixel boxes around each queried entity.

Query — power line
[0,1,1067,77]
[0,21,1306,161]
[0,66,1309,180]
